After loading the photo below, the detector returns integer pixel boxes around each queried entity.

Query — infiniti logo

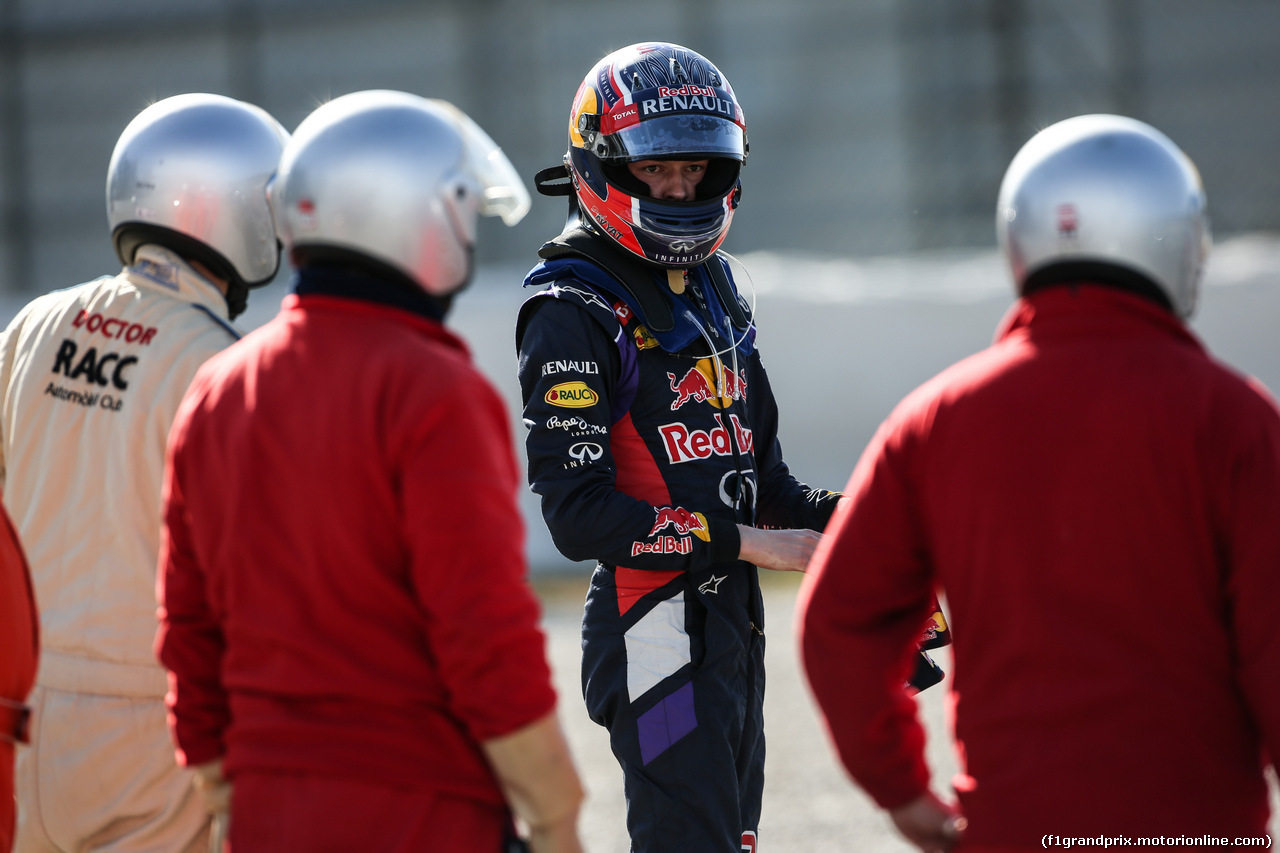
[568,442,604,462]
[719,469,757,513]
[668,239,698,252]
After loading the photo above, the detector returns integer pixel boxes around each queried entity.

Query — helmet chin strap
[183,258,248,321]
[534,164,574,196]
[117,226,269,321]
[221,284,248,320]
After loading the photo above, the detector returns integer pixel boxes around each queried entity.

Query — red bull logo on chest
[658,413,754,464]
[667,359,746,411]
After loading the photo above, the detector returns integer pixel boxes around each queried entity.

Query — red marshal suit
[799,286,1280,848]
[157,289,558,850]
[0,505,37,851]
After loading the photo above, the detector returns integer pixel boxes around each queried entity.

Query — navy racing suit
[516,232,840,852]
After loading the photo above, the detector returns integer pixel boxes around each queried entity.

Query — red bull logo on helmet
[667,358,747,411]
[658,83,717,99]
[545,381,599,408]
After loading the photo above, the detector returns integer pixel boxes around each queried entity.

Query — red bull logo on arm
[921,609,951,649]
[633,507,710,556]
[927,611,948,634]
[667,358,747,410]
[649,507,709,538]
[631,536,692,556]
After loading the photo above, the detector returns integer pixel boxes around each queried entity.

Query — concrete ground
[535,571,957,853]
[534,572,1280,853]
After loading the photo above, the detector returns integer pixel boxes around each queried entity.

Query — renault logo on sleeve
[568,442,604,462]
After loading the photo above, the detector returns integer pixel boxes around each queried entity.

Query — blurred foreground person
[156,90,586,853]
[798,114,1280,852]
[0,93,287,852]
[0,507,36,852]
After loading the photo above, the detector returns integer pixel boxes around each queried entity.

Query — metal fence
[2,0,1278,295]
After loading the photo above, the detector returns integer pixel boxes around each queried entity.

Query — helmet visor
[613,114,745,162]
[430,99,531,226]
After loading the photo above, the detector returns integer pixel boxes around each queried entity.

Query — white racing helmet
[996,114,1210,318]
[108,93,291,312]
[273,90,530,296]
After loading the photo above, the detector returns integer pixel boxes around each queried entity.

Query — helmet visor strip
[429,99,531,226]
[611,114,745,162]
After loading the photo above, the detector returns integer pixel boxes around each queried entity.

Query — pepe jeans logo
[545,415,608,436]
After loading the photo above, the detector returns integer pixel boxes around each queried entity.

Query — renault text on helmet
[996,114,1210,319]
[566,42,747,268]
[274,90,529,296]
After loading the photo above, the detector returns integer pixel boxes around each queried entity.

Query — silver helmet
[107,93,290,291]
[273,90,530,296]
[996,114,1210,318]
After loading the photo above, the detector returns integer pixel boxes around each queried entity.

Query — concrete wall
[227,233,1280,573]
[1,231,1276,574]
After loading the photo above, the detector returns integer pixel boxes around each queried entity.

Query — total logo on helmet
[667,358,747,410]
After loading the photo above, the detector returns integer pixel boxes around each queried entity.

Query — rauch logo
[545,381,599,408]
